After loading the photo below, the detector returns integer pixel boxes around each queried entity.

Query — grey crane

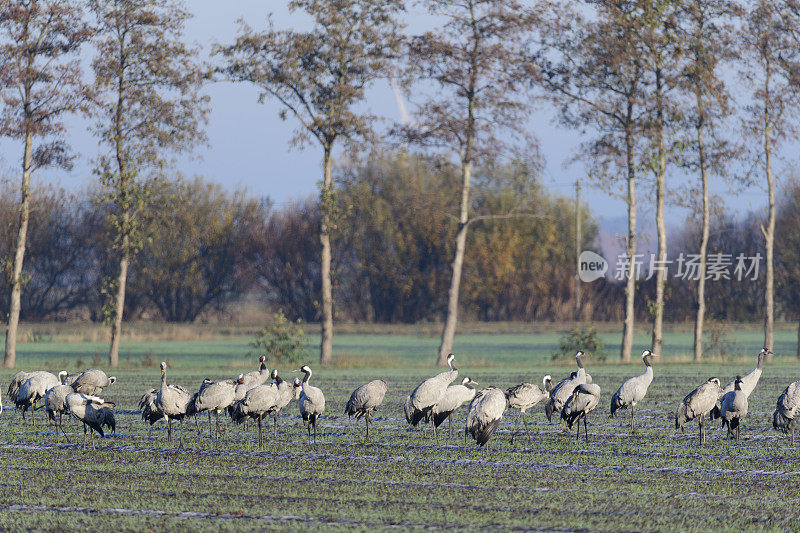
[139,388,161,425]
[561,383,602,443]
[345,379,389,441]
[230,356,270,417]
[675,377,721,444]
[8,370,55,405]
[65,393,115,450]
[610,349,658,432]
[70,369,117,396]
[719,376,748,441]
[506,375,551,443]
[773,380,800,443]
[233,370,301,445]
[155,362,194,447]
[294,364,326,447]
[431,377,478,439]
[193,376,238,440]
[546,351,588,422]
[15,371,60,426]
[466,387,508,448]
[406,353,458,438]
[45,371,74,442]
[711,348,768,421]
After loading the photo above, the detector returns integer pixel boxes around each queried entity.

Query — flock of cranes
[3,347,800,450]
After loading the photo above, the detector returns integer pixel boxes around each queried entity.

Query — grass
[1,330,799,530]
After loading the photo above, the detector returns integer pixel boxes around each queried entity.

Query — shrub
[553,327,607,362]
[249,311,308,365]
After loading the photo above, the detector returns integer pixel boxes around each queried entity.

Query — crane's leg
[366,412,371,442]
[630,407,635,433]
[274,413,278,439]
[59,414,70,444]
[584,415,589,444]
[208,412,213,439]
[258,414,263,447]
[90,429,95,451]
[194,414,200,438]
[167,418,172,445]
[512,413,519,444]
[431,416,437,442]
[522,411,529,438]
[575,418,580,442]
[179,418,184,449]
[699,415,704,445]
[216,412,221,440]
[448,413,453,440]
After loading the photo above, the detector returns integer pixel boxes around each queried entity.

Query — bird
[294,364,326,447]
[154,362,194,447]
[192,376,238,440]
[431,377,478,439]
[345,379,389,441]
[406,353,458,438]
[45,371,74,443]
[610,349,658,432]
[710,348,768,421]
[15,371,60,426]
[70,369,117,396]
[561,383,602,442]
[546,351,588,422]
[675,377,722,444]
[64,392,115,450]
[466,387,508,448]
[506,375,551,442]
[773,381,800,443]
[232,370,301,445]
[8,370,56,406]
[719,376,748,441]
[230,356,270,417]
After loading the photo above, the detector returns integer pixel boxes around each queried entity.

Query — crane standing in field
[675,377,722,444]
[154,362,194,447]
[405,353,458,439]
[773,380,800,443]
[546,351,587,423]
[345,379,388,441]
[610,349,658,432]
[466,387,507,448]
[711,348,768,421]
[294,365,326,448]
[719,376,748,441]
[431,377,478,439]
[562,383,602,443]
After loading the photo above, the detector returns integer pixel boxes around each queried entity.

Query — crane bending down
[466,387,507,449]
[65,393,115,450]
[431,377,478,439]
[675,377,721,445]
[506,375,551,443]
[773,380,800,443]
[610,349,658,432]
[345,379,388,442]
[562,383,601,443]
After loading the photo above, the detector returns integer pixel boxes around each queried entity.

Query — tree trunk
[438,158,472,366]
[796,319,800,360]
[319,147,334,365]
[764,121,775,359]
[2,132,34,369]
[621,124,636,363]
[693,114,710,362]
[574,179,581,320]
[651,68,666,356]
[108,233,129,368]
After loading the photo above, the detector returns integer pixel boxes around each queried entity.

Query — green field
[1,330,800,531]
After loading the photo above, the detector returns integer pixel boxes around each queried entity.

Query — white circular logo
[578,251,608,282]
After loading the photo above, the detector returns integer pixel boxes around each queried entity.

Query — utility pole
[575,179,581,320]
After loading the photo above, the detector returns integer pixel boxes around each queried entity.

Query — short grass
[1,332,799,531]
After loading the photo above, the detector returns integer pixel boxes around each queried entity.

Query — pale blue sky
[0,1,776,225]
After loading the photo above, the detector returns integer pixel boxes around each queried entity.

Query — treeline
[0,153,628,324]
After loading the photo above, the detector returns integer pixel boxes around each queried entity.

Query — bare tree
[538,1,649,361]
[677,0,736,361]
[216,0,404,365]
[90,0,208,366]
[740,0,798,358]
[402,0,535,366]
[0,0,91,368]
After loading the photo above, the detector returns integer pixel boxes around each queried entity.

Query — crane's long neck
[302,370,311,385]
[576,357,584,370]
[160,369,167,391]
[260,361,267,373]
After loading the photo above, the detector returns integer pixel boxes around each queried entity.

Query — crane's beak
[291,369,300,373]
[471,380,479,385]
